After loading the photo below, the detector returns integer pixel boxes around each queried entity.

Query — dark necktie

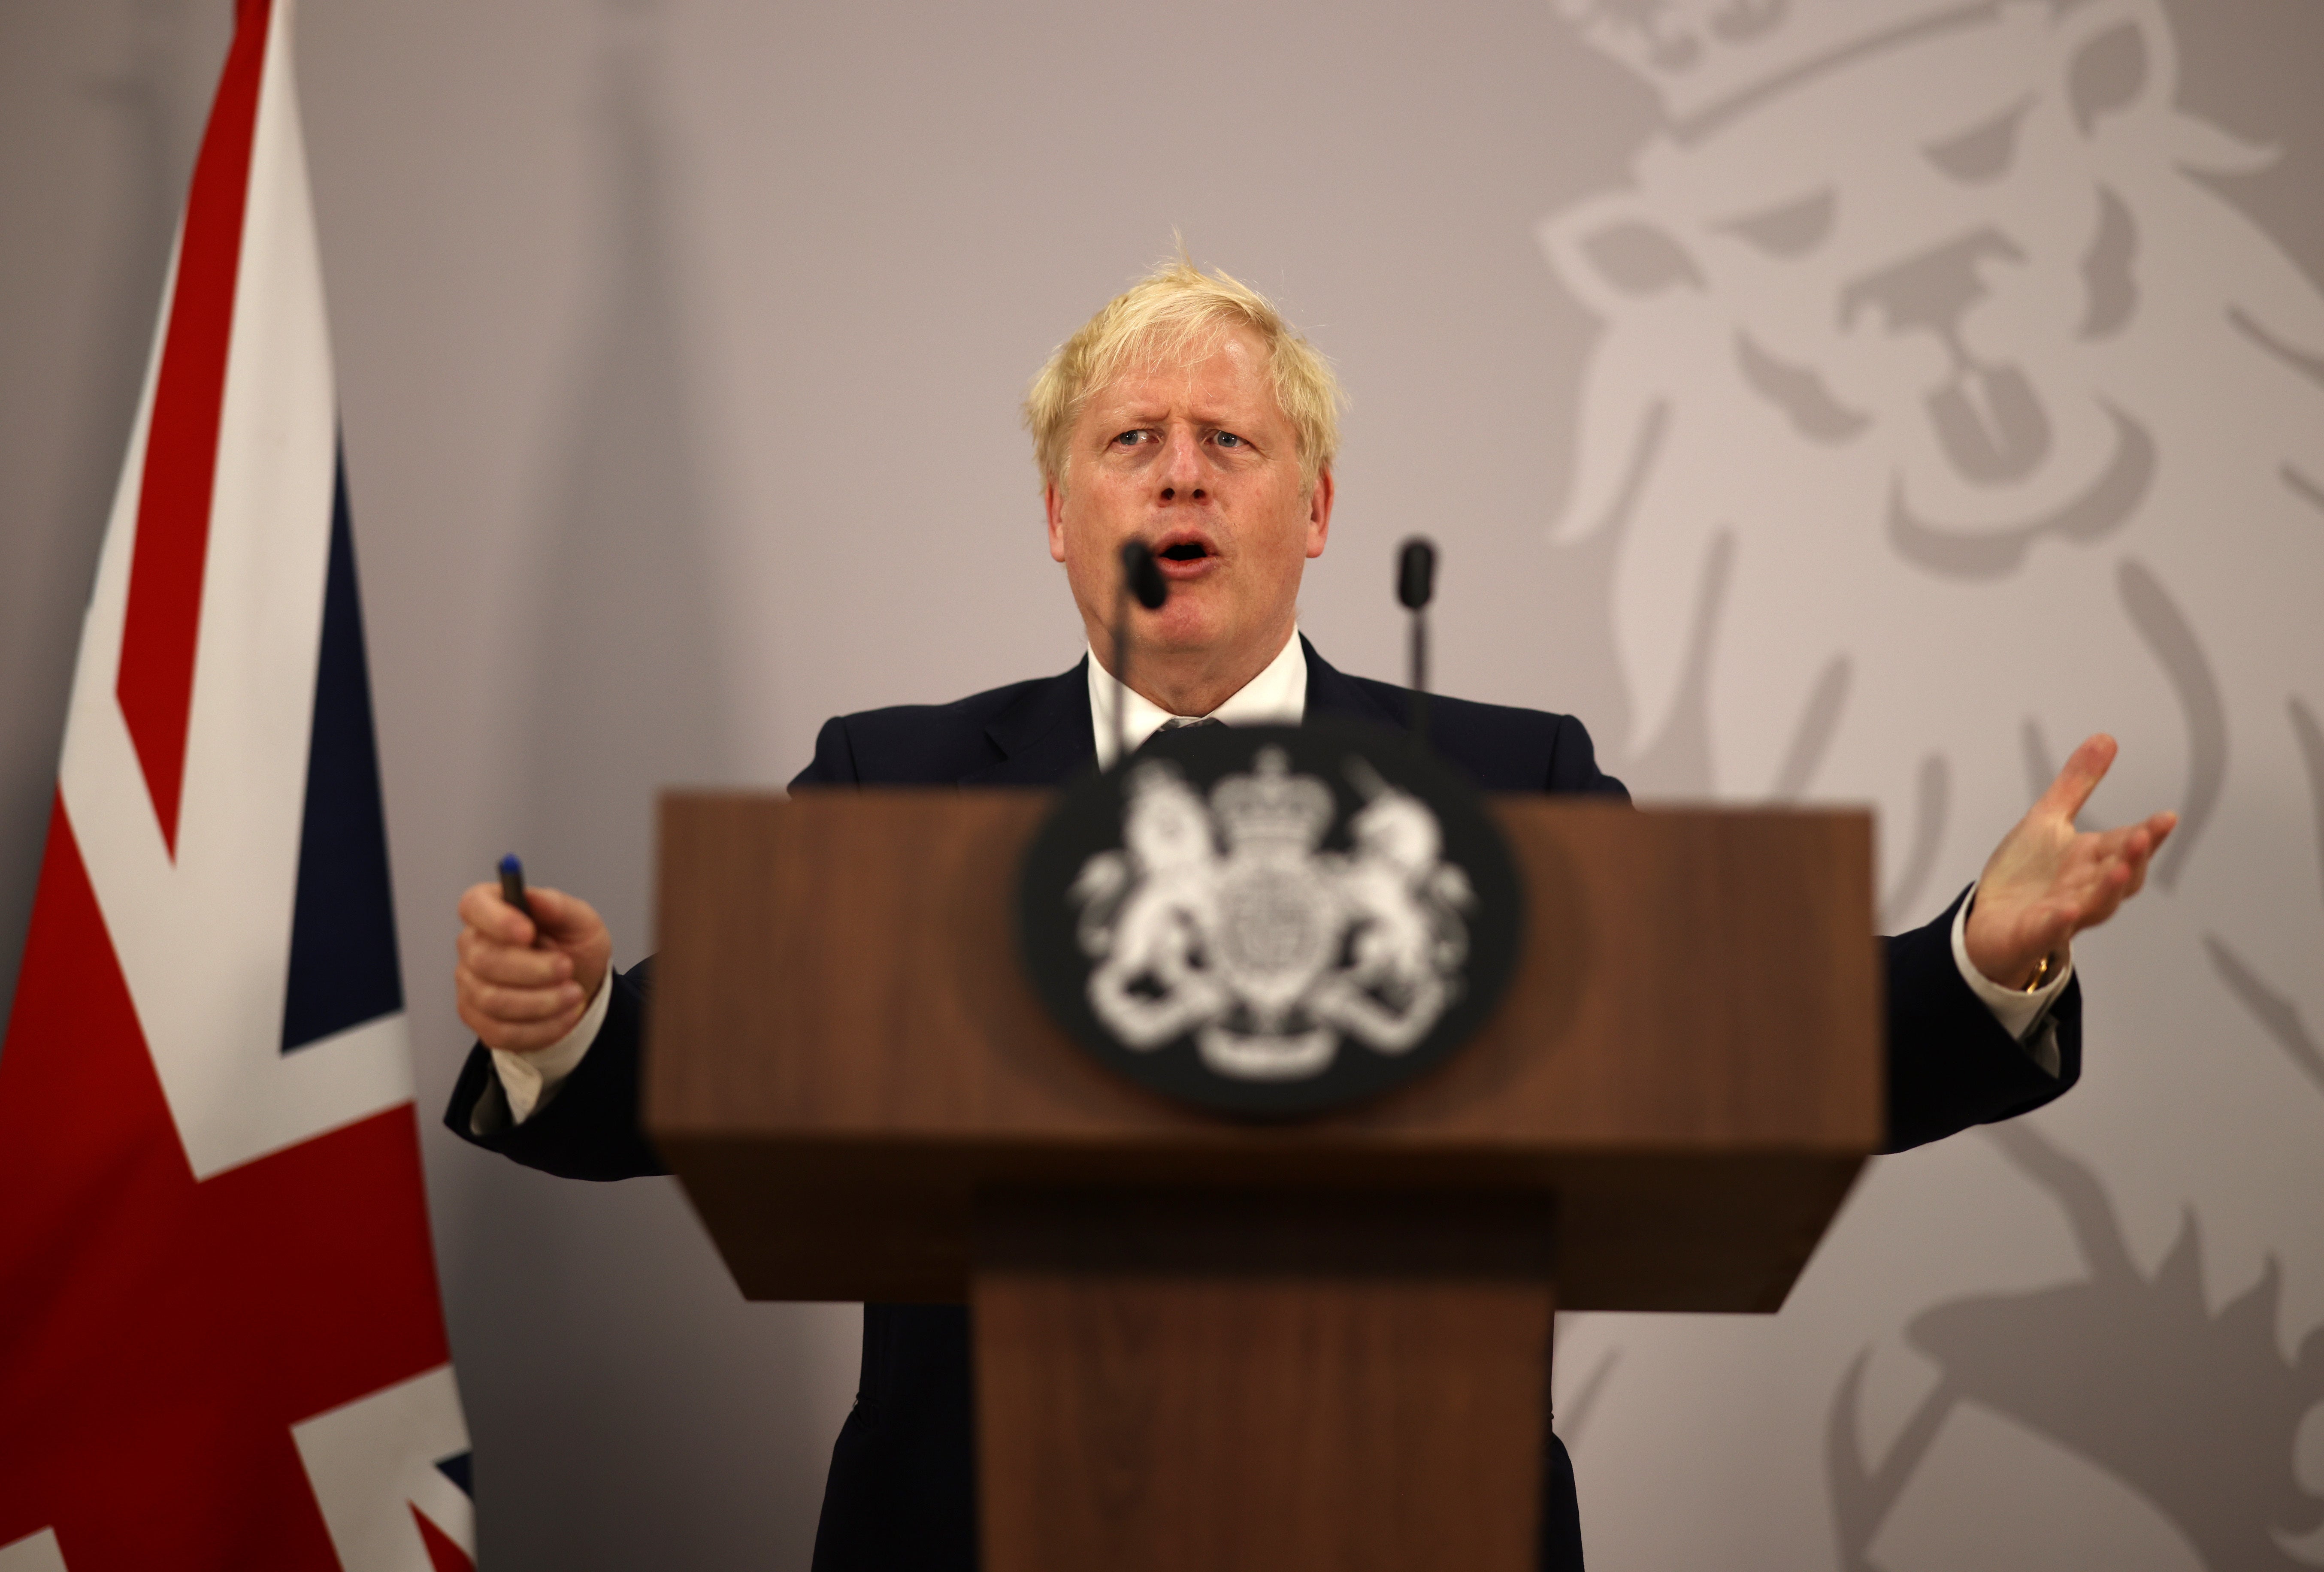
[1154,716,1225,733]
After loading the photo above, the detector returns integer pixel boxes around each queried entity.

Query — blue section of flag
[435,1450,473,1498]
[281,448,403,1052]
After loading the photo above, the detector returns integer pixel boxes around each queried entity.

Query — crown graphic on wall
[1557,0,1995,123]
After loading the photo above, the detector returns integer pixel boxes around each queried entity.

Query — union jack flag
[0,1,472,1566]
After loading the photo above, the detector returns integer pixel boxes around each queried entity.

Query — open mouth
[1150,532,1219,574]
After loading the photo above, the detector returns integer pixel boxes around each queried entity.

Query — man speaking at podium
[445,257,2174,1570]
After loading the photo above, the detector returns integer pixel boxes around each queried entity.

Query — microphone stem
[1113,586,1131,769]
[1409,608,1430,742]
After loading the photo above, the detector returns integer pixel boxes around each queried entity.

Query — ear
[2048,0,2175,140]
[1304,467,1334,560]
[1045,478,1068,563]
[1536,189,1706,324]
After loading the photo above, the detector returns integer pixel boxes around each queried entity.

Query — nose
[1156,426,1206,503]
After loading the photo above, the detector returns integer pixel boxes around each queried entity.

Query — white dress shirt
[1089,623,1307,769]
[484,627,2066,1126]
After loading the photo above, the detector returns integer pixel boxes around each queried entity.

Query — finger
[462,998,587,1054]
[2107,833,2151,901]
[2121,813,2175,900]
[2048,808,2177,937]
[458,880,535,942]
[2117,817,2174,899]
[2036,733,2118,824]
[453,970,581,1031]
[457,882,536,947]
[458,971,587,1025]
[2085,819,2151,862]
[458,931,574,986]
[2067,831,2142,904]
[2082,808,2177,858]
[2080,847,2149,925]
[2104,816,2171,877]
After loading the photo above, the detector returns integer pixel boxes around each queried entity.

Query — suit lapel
[962,659,1098,786]
[1301,636,1404,729]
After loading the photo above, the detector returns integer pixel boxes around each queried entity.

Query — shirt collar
[1087,628,1307,770]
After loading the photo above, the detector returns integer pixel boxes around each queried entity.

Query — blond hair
[1023,253,1345,493]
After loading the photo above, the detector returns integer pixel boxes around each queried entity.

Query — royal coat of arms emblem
[1017,722,1523,1117]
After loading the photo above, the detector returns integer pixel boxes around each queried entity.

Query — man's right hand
[454,882,613,1053]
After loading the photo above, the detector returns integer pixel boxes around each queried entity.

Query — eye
[1111,429,1153,447]
[1719,189,1835,257]
[1925,99,2028,183]
[1213,431,1246,449]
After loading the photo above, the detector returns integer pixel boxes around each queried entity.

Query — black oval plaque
[1017,720,1524,1118]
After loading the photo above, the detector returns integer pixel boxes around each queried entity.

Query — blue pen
[497,853,535,922]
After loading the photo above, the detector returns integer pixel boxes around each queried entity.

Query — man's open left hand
[1963,733,2177,990]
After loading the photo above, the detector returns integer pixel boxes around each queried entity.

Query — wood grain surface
[973,1192,1556,1572]
[647,790,1878,1310]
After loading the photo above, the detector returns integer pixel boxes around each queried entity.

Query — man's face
[1046,327,1332,682]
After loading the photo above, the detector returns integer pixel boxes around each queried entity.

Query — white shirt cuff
[1950,880,2071,1075]
[488,966,613,1125]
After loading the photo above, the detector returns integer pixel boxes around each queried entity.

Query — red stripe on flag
[0,798,453,1566]
[412,1506,477,1572]
[115,0,275,856]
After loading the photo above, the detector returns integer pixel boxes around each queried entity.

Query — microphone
[1397,537,1435,741]
[1123,540,1168,612]
[1398,538,1435,613]
[1113,540,1169,766]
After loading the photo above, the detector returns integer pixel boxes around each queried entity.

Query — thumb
[522,885,604,946]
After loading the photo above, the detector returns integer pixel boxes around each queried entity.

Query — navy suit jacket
[446,640,2081,1571]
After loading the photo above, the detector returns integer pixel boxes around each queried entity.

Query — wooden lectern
[646,791,1879,1572]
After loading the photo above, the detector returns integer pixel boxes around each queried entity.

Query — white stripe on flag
[56,0,409,1179]
[0,1531,68,1572]
[293,1364,476,1572]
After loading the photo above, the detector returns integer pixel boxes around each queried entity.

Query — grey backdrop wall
[4,1,2320,1567]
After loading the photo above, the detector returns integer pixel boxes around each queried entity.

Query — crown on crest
[1557,0,1990,123]
[1211,749,1335,853]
